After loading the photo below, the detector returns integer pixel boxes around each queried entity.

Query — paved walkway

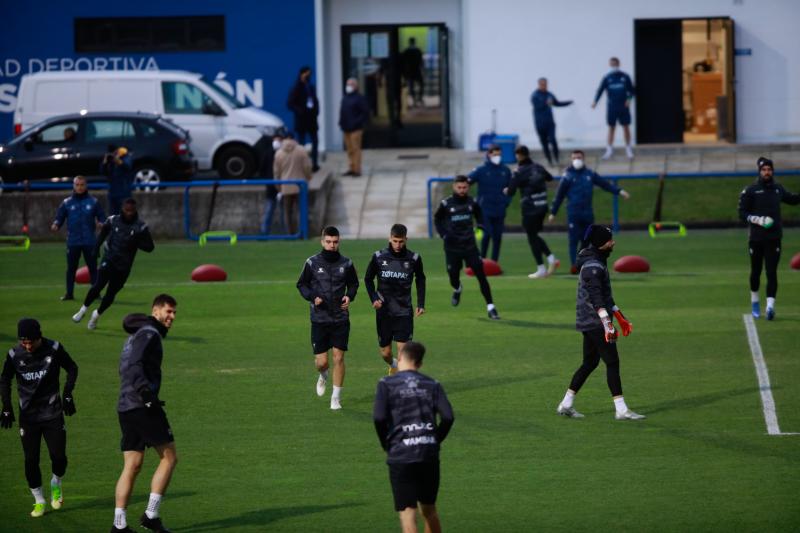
[322,144,800,238]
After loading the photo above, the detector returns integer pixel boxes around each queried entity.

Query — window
[162,82,217,115]
[75,16,225,53]
[85,120,136,143]
[38,122,80,144]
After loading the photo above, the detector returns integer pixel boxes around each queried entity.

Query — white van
[14,70,283,179]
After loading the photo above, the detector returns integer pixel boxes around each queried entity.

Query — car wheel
[134,165,162,192]
[217,146,255,179]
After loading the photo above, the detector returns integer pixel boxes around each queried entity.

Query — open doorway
[634,17,736,145]
[341,23,450,148]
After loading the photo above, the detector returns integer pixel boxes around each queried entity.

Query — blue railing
[0,178,309,240]
[427,170,800,236]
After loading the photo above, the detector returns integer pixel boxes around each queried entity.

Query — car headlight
[256,125,277,137]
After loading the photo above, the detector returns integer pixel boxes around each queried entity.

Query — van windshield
[200,77,247,109]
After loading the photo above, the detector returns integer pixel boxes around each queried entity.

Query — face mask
[345,85,355,94]
[490,155,502,165]
[272,140,282,151]
[610,66,620,73]
[572,159,585,170]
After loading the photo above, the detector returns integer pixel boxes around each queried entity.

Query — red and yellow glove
[613,307,633,337]
[598,308,618,343]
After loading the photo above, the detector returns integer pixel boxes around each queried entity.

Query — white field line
[742,314,799,436]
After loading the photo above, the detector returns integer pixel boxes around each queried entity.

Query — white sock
[91,309,101,318]
[332,386,342,400]
[31,487,45,504]
[114,507,127,529]
[145,492,162,519]
[547,254,557,264]
[751,291,759,303]
[561,390,575,409]
[606,145,613,151]
[79,305,88,313]
[454,284,463,293]
[391,358,398,369]
[766,297,775,310]
[613,396,629,414]
[320,369,328,380]
[536,264,546,275]
[487,303,496,311]
[51,473,62,486]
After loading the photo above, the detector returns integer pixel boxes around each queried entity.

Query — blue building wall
[0,1,316,140]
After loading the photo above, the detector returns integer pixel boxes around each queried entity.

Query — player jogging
[1,319,78,518]
[72,198,154,330]
[297,226,359,410]
[373,341,454,533]
[556,225,645,420]
[111,294,178,533]
[434,175,500,320]
[364,224,426,374]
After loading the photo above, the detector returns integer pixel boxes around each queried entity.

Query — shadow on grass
[58,490,196,514]
[641,386,762,415]
[175,502,364,531]
[480,318,574,331]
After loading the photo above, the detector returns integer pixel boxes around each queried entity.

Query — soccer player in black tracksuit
[738,157,800,320]
[72,197,155,330]
[1,319,78,519]
[506,145,560,279]
[365,224,427,374]
[297,226,359,410]
[112,294,178,533]
[434,175,500,320]
[373,342,454,533]
[555,225,645,421]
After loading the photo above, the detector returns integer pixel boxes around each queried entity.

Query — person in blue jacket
[548,150,630,273]
[100,146,134,216]
[592,57,635,160]
[530,77,572,166]
[468,145,512,262]
[51,176,105,301]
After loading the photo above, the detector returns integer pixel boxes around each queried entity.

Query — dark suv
[0,112,195,188]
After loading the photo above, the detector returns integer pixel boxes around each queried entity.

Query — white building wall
[462,0,800,149]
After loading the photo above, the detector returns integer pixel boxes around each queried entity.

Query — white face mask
[610,66,620,73]
[490,155,502,165]
[345,85,355,94]
[572,158,585,170]
[272,139,282,151]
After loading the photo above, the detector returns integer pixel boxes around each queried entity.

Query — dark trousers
[535,122,559,165]
[567,217,593,267]
[480,215,505,262]
[295,129,319,168]
[569,329,623,397]
[445,247,494,305]
[406,75,424,103]
[20,416,67,489]
[749,239,781,298]
[65,245,97,296]
[83,263,130,314]
[522,214,551,265]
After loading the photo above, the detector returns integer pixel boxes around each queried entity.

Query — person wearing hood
[1,319,78,519]
[467,145,512,262]
[549,150,630,273]
[297,226,359,410]
[72,198,155,330]
[100,145,134,216]
[556,225,645,421]
[111,294,178,533]
[339,78,370,177]
[506,145,560,278]
[530,77,573,166]
[738,157,800,320]
[592,57,635,160]
[286,66,320,171]
[274,132,313,235]
[51,176,105,301]
[364,224,427,375]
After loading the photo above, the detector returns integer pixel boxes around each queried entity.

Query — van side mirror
[24,137,35,151]
[202,100,225,116]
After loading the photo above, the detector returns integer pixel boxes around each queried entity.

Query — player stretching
[72,198,154,330]
[556,225,645,420]
[365,224,426,374]
[434,175,500,320]
[297,226,359,410]
[1,319,78,518]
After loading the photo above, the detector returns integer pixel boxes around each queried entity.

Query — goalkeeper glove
[748,215,774,228]
[1,405,14,429]
[62,393,76,416]
[598,308,618,343]
[613,307,633,337]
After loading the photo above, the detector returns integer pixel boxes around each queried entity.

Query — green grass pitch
[0,229,799,531]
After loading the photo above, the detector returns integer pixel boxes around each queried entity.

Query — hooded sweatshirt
[117,315,168,413]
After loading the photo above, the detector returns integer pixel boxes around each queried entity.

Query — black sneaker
[140,514,172,533]
[488,308,500,320]
[110,526,138,533]
[60,294,74,301]
[451,288,461,307]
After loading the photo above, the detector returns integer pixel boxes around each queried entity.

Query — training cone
[191,264,228,282]
[613,255,650,273]
[75,266,91,284]
[790,252,800,270]
[465,258,503,277]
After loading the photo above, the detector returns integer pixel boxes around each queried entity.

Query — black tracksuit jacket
[738,177,800,242]
[297,250,359,324]
[434,194,483,251]
[364,246,426,317]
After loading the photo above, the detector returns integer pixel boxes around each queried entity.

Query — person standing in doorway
[339,78,370,177]
[592,57,635,160]
[468,145,512,263]
[400,37,425,107]
[530,77,572,166]
[287,66,320,172]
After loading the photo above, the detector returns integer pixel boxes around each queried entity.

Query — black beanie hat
[586,225,613,248]
[17,318,42,340]
[757,157,774,171]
